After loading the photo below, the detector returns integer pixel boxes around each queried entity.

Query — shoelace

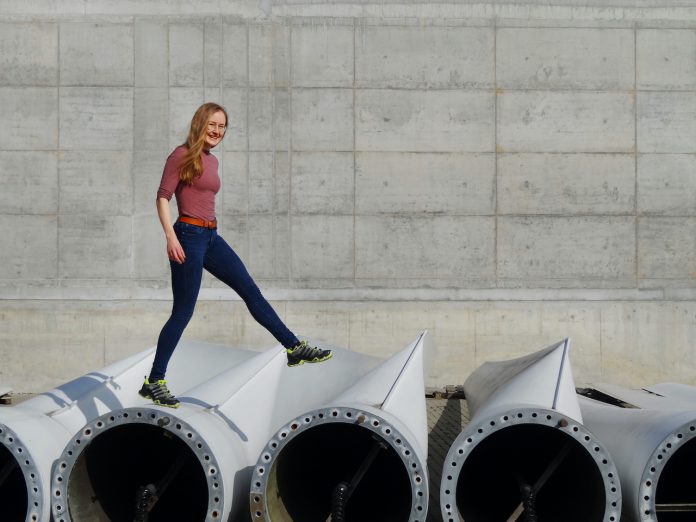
[293,342,323,358]
[152,382,175,399]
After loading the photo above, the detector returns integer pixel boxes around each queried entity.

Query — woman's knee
[169,307,195,325]
[238,280,263,302]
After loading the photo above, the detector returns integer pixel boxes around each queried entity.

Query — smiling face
[204,110,227,150]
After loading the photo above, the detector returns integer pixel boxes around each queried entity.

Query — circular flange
[638,419,696,521]
[250,406,428,521]
[440,408,621,522]
[51,407,224,522]
[0,422,41,522]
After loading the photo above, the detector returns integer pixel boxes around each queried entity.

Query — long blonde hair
[179,102,228,185]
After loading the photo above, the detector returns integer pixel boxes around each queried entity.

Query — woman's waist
[177,215,217,229]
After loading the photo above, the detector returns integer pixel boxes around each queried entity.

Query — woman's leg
[149,224,208,381]
[203,232,299,348]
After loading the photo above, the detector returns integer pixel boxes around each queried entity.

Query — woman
[140,102,332,408]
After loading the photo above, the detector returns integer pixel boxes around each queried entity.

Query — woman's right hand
[156,197,185,264]
[167,236,186,264]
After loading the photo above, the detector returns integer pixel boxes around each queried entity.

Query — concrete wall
[2,1,696,391]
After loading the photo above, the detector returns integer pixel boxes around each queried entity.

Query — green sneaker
[138,378,180,408]
[286,340,333,367]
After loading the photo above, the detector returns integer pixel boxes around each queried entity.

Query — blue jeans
[150,221,298,381]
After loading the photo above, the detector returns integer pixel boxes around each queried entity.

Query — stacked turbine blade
[0,340,264,522]
[251,331,435,522]
[441,339,621,522]
[579,382,696,521]
[0,404,73,522]
[0,346,158,522]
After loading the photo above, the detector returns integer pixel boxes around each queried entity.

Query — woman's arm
[156,197,185,264]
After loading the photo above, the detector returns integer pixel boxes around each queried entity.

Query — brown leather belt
[178,216,217,229]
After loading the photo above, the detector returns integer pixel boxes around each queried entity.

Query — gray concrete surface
[2,1,696,392]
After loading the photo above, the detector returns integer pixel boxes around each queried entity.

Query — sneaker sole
[287,352,333,368]
[152,400,180,409]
